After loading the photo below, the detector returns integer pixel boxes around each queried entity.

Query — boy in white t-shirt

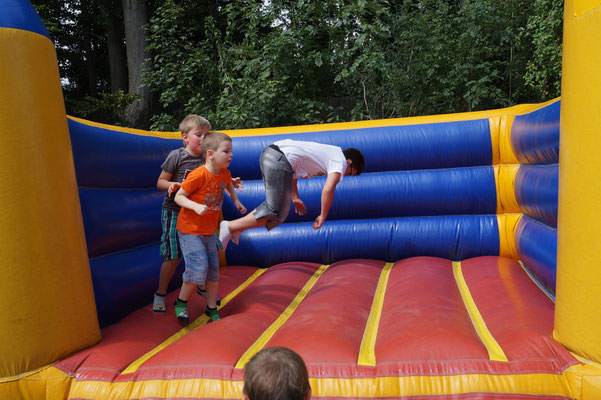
[219,139,364,250]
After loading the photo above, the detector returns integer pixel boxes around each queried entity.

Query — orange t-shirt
[177,165,232,235]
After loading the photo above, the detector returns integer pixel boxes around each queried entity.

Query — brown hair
[243,347,310,400]
[201,131,231,158]
[179,114,211,134]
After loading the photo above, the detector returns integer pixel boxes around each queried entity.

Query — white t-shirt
[274,139,346,180]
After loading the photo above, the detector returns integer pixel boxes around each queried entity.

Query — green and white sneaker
[174,299,189,323]
[205,306,220,322]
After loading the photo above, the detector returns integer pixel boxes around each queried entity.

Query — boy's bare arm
[313,172,341,230]
[224,182,238,200]
[231,177,244,190]
[174,188,207,215]
[225,182,247,214]
[292,178,306,215]
[157,170,180,196]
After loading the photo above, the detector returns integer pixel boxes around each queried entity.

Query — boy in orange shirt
[173,132,246,323]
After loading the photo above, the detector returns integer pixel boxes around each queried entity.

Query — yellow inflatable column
[0,1,101,379]
[555,0,601,363]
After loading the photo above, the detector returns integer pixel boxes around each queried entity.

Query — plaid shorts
[160,209,222,261]
[160,209,182,261]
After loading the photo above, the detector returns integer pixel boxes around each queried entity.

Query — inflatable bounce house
[2,0,601,398]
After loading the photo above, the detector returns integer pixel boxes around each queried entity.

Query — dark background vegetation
[33,0,563,130]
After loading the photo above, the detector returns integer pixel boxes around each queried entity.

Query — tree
[122,0,152,128]
[99,0,128,94]
[33,0,136,125]
[523,0,563,99]
[35,0,564,129]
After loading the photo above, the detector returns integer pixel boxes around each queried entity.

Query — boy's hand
[168,182,181,196]
[232,177,244,191]
[234,200,247,214]
[293,198,306,215]
[313,215,325,230]
[193,204,208,216]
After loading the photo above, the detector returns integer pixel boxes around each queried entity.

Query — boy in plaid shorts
[153,115,241,312]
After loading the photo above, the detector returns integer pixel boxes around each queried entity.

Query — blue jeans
[253,145,294,231]
[178,232,219,285]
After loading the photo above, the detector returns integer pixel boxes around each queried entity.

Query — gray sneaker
[197,287,221,306]
[153,293,166,312]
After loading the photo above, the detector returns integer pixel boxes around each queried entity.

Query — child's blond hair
[179,114,211,134]
[201,131,231,158]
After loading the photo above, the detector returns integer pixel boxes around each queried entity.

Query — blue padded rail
[89,243,183,327]
[515,215,557,295]
[69,117,493,187]
[511,100,560,164]
[226,215,500,268]
[515,165,558,228]
[79,188,164,258]
[68,118,181,189]
[223,167,497,222]
[227,119,493,180]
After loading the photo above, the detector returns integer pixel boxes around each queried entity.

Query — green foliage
[37,0,565,128]
[33,0,130,125]
[67,91,139,126]
[145,0,221,130]
[523,0,563,99]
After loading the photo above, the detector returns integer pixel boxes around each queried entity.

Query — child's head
[242,347,311,400]
[179,115,211,155]
[201,131,231,157]
[343,148,365,176]
[201,131,233,169]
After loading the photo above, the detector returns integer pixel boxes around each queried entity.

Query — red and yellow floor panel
[24,257,591,399]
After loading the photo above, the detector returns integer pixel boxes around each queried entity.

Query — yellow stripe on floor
[452,261,508,362]
[122,268,267,374]
[234,264,331,369]
[357,262,394,366]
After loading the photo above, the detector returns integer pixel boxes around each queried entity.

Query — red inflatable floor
[54,256,578,399]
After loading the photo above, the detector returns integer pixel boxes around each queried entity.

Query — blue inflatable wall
[69,101,560,327]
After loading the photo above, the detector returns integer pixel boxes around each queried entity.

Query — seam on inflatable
[235,264,331,369]
[452,261,508,362]
[358,262,394,366]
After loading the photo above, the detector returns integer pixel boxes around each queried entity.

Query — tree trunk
[100,0,128,94]
[121,0,152,128]
[80,0,98,97]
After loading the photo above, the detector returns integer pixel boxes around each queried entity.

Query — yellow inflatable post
[0,2,101,381]
[555,0,601,364]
